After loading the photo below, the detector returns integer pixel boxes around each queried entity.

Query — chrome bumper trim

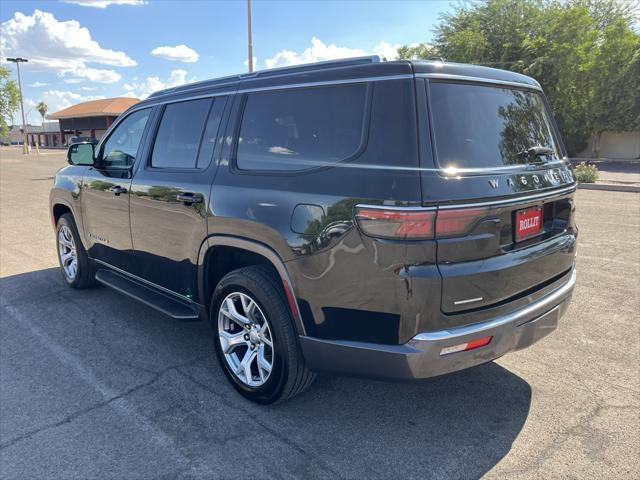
[412,268,576,343]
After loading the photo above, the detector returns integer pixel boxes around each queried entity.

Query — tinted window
[196,97,226,169]
[236,84,367,171]
[429,82,561,169]
[152,99,212,169]
[100,108,150,168]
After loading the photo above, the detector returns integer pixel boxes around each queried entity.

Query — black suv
[50,57,577,403]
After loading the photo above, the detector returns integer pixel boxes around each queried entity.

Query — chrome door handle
[176,193,203,204]
[108,186,127,196]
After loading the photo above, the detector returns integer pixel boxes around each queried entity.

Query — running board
[95,269,199,321]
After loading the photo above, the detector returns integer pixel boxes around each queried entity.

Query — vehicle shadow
[1,268,532,479]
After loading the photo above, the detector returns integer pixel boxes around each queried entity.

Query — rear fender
[197,235,306,335]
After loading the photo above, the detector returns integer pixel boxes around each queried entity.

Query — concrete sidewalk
[570,158,640,192]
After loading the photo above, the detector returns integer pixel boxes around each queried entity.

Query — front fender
[49,165,86,247]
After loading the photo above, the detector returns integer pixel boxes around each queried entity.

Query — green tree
[37,101,48,125]
[397,43,440,60]
[0,66,20,138]
[587,17,640,156]
[398,0,640,157]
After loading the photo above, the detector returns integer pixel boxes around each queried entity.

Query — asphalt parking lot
[1,146,638,479]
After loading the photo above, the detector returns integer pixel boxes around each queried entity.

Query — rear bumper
[299,268,576,380]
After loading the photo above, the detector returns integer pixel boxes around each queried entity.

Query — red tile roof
[49,97,140,119]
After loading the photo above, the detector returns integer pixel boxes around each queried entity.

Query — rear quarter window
[235,83,368,172]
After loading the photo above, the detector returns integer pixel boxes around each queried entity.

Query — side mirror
[67,142,95,166]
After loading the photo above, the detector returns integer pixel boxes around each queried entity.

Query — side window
[100,108,151,168]
[151,98,212,169]
[236,84,367,171]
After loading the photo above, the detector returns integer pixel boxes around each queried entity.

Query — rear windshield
[429,82,562,170]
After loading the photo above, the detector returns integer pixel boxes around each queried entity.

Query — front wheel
[56,213,96,289]
[211,265,315,404]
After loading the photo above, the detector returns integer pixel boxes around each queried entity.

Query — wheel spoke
[60,251,72,264]
[257,345,272,373]
[68,260,77,278]
[221,298,251,326]
[259,323,272,347]
[240,294,251,314]
[241,348,257,384]
[59,235,73,249]
[219,330,248,354]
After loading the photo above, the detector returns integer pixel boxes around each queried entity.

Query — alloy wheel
[58,225,78,281]
[217,291,274,387]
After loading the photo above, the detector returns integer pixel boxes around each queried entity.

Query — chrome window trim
[417,73,542,91]
[355,204,437,211]
[412,268,576,342]
[122,74,413,115]
[436,184,576,210]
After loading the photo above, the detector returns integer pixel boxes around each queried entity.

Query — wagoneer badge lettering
[489,179,499,189]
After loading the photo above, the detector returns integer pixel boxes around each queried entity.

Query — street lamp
[6,57,29,154]
[247,0,253,72]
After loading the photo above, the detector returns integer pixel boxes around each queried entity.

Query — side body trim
[93,258,194,303]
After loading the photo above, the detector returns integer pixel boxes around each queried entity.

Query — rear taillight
[435,207,489,238]
[355,207,436,240]
[355,205,489,240]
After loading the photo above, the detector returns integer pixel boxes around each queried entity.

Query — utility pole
[247,0,254,72]
[6,57,29,154]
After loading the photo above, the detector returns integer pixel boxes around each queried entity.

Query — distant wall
[578,131,640,159]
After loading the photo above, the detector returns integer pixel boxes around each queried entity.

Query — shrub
[574,162,599,183]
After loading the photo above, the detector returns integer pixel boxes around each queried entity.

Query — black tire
[56,213,97,289]
[211,265,315,404]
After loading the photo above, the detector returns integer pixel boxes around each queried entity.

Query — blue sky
[1,0,454,124]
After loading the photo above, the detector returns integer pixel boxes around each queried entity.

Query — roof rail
[148,55,385,99]
[240,55,385,79]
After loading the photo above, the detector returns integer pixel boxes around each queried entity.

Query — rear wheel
[211,265,315,404]
[56,213,96,289]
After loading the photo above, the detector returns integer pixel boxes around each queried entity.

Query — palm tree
[37,101,47,125]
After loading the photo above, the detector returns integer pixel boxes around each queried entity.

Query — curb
[578,183,640,193]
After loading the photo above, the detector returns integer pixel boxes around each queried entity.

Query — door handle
[176,192,203,204]
[108,186,127,196]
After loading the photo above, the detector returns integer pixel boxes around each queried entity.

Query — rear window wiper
[517,146,556,164]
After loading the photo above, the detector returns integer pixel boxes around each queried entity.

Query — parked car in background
[50,57,577,403]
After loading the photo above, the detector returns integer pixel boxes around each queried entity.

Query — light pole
[247,0,254,72]
[6,57,29,154]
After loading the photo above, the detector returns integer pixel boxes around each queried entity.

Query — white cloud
[0,10,136,83]
[122,69,190,99]
[151,44,199,63]
[373,41,401,61]
[61,1,146,8]
[39,90,106,113]
[29,81,48,88]
[264,37,400,69]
